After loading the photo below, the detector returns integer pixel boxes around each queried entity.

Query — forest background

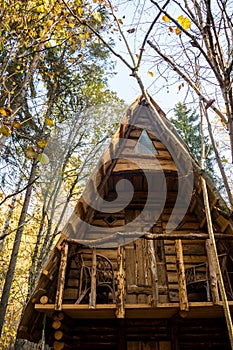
[0,0,233,348]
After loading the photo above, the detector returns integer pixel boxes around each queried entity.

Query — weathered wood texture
[206,239,219,303]
[116,246,125,318]
[175,240,189,315]
[18,96,233,350]
[55,243,68,311]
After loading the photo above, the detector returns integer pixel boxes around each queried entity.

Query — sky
[108,56,187,117]
[105,0,188,115]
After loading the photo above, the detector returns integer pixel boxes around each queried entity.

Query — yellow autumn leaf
[69,23,75,29]
[12,121,21,128]
[16,65,21,70]
[177,15,191,30]
[0,107,8,117]
[84,31,90,39]
[4,107,13,116]
[45,117,54,127]
[162,15,170,22]
[0,125,11,137]
[77,7,83,16]
[37,5,45,13]
[25,146,38,159]
[175,27,181,35]
[92,11,102,22]
[148,71,154,77]
[37,139,48,148]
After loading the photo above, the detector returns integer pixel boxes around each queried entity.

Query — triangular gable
[134,129,158,155]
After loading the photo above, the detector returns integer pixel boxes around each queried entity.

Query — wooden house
[18,95,233,350]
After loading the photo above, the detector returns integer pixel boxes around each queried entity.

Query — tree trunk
[0,160,37,336]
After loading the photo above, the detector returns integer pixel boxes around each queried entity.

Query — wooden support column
[89,247,97,309]
[116,246,125,318]
[206,239,219,303]
[55,242,68,311]
[175,240,189,317]
[201,177,233,349]
[148,240,159,306]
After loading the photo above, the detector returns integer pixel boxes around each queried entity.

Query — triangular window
[134,130,158,155]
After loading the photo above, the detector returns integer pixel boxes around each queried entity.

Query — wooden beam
[68,232,233,246]
[206,239,219,304]
[148,240,159,306]
[175,240,189,316]
[55,243,69,311]
[89,248,96,309]
[116,246,125,318]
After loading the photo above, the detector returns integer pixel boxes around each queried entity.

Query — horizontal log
[65,232,233,246]
[145,233,233,240]
[127,284,152,295]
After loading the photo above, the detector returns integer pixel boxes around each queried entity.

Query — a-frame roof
[18,95,233,347]
[61,94,232,247]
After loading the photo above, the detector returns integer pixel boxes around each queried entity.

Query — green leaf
[38,153,50,165]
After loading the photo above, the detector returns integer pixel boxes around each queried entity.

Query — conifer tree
[171,102,214,174]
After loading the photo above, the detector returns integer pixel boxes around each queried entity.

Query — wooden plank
[136,239,147,303]
[55,243,69,311]
[113,158,177,172]
[35,301,233,319]
[125,245,137,302]
[175,240,189,316]
[206,239,219,303]
[148,240,159,306]
[116,246,125,318]
[164,243,206,255]
[166,255,207,264]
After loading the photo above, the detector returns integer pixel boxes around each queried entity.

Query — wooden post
[206,239,219,303]
[55,242,69,311]
[148,240,159,306]
[116,246,125,318]
[201,177,233,349]
[89,247,97,309]
[175,239,189,317]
